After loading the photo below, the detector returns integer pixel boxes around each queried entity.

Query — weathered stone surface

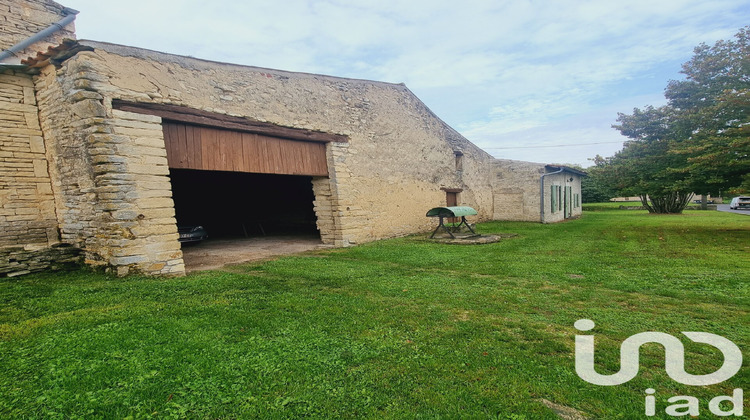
[32,53,185,277]
[492,159,583,223]
[65,44,498,250]
[0,70,62,276]
[2,7,582,278]
[0,243,81,277]
[70,99,108,118]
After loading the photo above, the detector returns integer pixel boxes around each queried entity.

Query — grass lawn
[1,208,748,419]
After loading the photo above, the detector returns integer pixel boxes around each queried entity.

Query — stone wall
[492,159,546,222]
[65,42,496,248]
[34,58,183,276]
[0,242,79,276]
[25,39,497,275]
[0,3,585,278]
[491,159,583,223]
[0,0,75,64]
[0,69,69,276]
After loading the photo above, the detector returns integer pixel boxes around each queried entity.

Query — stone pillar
[92,110,184,276]
[324,141,357,246]
[311,177,336,245]
[311,141,345,245]
[35,54,184,276]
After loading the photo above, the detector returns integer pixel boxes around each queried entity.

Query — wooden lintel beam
[112,100,348,143]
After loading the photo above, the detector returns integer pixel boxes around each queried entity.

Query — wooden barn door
[162,122,328,176]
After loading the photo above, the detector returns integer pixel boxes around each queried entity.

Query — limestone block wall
[0,242,79,276]
[492,159,546,222]
[35,61,98,250]
[0,0,75,64]
[68,42,496,246]
[0,69,75,276]
[492,159,583,223]
[34,58,183,276]
[311,141,347,246]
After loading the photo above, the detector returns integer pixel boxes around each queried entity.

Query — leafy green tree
[665,26,750,195]
[581,159,615,203]
[545,162,613,203]
[597,26,750,213]
[604,108,694,212]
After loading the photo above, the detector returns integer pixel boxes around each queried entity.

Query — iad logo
[574,319,742,386]
[574,319,744,417]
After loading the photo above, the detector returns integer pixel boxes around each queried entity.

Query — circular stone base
[429,234,517,245]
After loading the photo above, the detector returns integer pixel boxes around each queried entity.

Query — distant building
[492,160,584,223]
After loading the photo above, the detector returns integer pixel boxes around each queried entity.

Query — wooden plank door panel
[163,122,328,176]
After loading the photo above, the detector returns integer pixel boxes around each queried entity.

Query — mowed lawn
[1,208,748,419]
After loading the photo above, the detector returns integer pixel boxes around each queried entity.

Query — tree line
[584,27,749,213]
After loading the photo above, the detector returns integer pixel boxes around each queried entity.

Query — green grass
[582,201,636,211]
[1,209,748,419]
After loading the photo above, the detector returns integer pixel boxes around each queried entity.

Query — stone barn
[0,0,583,277]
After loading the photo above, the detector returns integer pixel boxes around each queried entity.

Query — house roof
[78,39,408,89]
[36,0,68,10]
[19,38,92,70]
[13,38,585,168]
[65,39,494,161]
[545,165,587,176]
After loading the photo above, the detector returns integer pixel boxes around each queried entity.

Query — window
[446,191,458,207]
[551,185,557,213]
[454,151,464,172]
[446,191,459,223]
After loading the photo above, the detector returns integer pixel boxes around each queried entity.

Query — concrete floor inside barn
[180,235,331,273]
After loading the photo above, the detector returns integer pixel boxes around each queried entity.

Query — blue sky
[63,0,749,167]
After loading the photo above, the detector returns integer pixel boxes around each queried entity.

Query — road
[717,204,750,215]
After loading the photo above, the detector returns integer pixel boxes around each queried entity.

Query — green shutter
[550,185,556,213]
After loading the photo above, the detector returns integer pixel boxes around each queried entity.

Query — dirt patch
[181,235,331,273]
[538,399,591,420]
[429,233,517,245]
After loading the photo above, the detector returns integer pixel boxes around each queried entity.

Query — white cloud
[62,0,749,166]
[465,93,669,167]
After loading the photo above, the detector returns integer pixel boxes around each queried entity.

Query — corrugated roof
[19,38,92,71]
[546,165,587,176]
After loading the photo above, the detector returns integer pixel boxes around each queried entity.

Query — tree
[597,27,750,213]
[546,162,614,203]
[665,27,750,196]
[604,107,694,213]
[581,158,615,203]
[581,173,615,203]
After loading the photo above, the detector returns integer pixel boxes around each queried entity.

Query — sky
[62,0,749,167]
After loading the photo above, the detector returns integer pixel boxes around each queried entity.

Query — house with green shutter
[491,160,585,223]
